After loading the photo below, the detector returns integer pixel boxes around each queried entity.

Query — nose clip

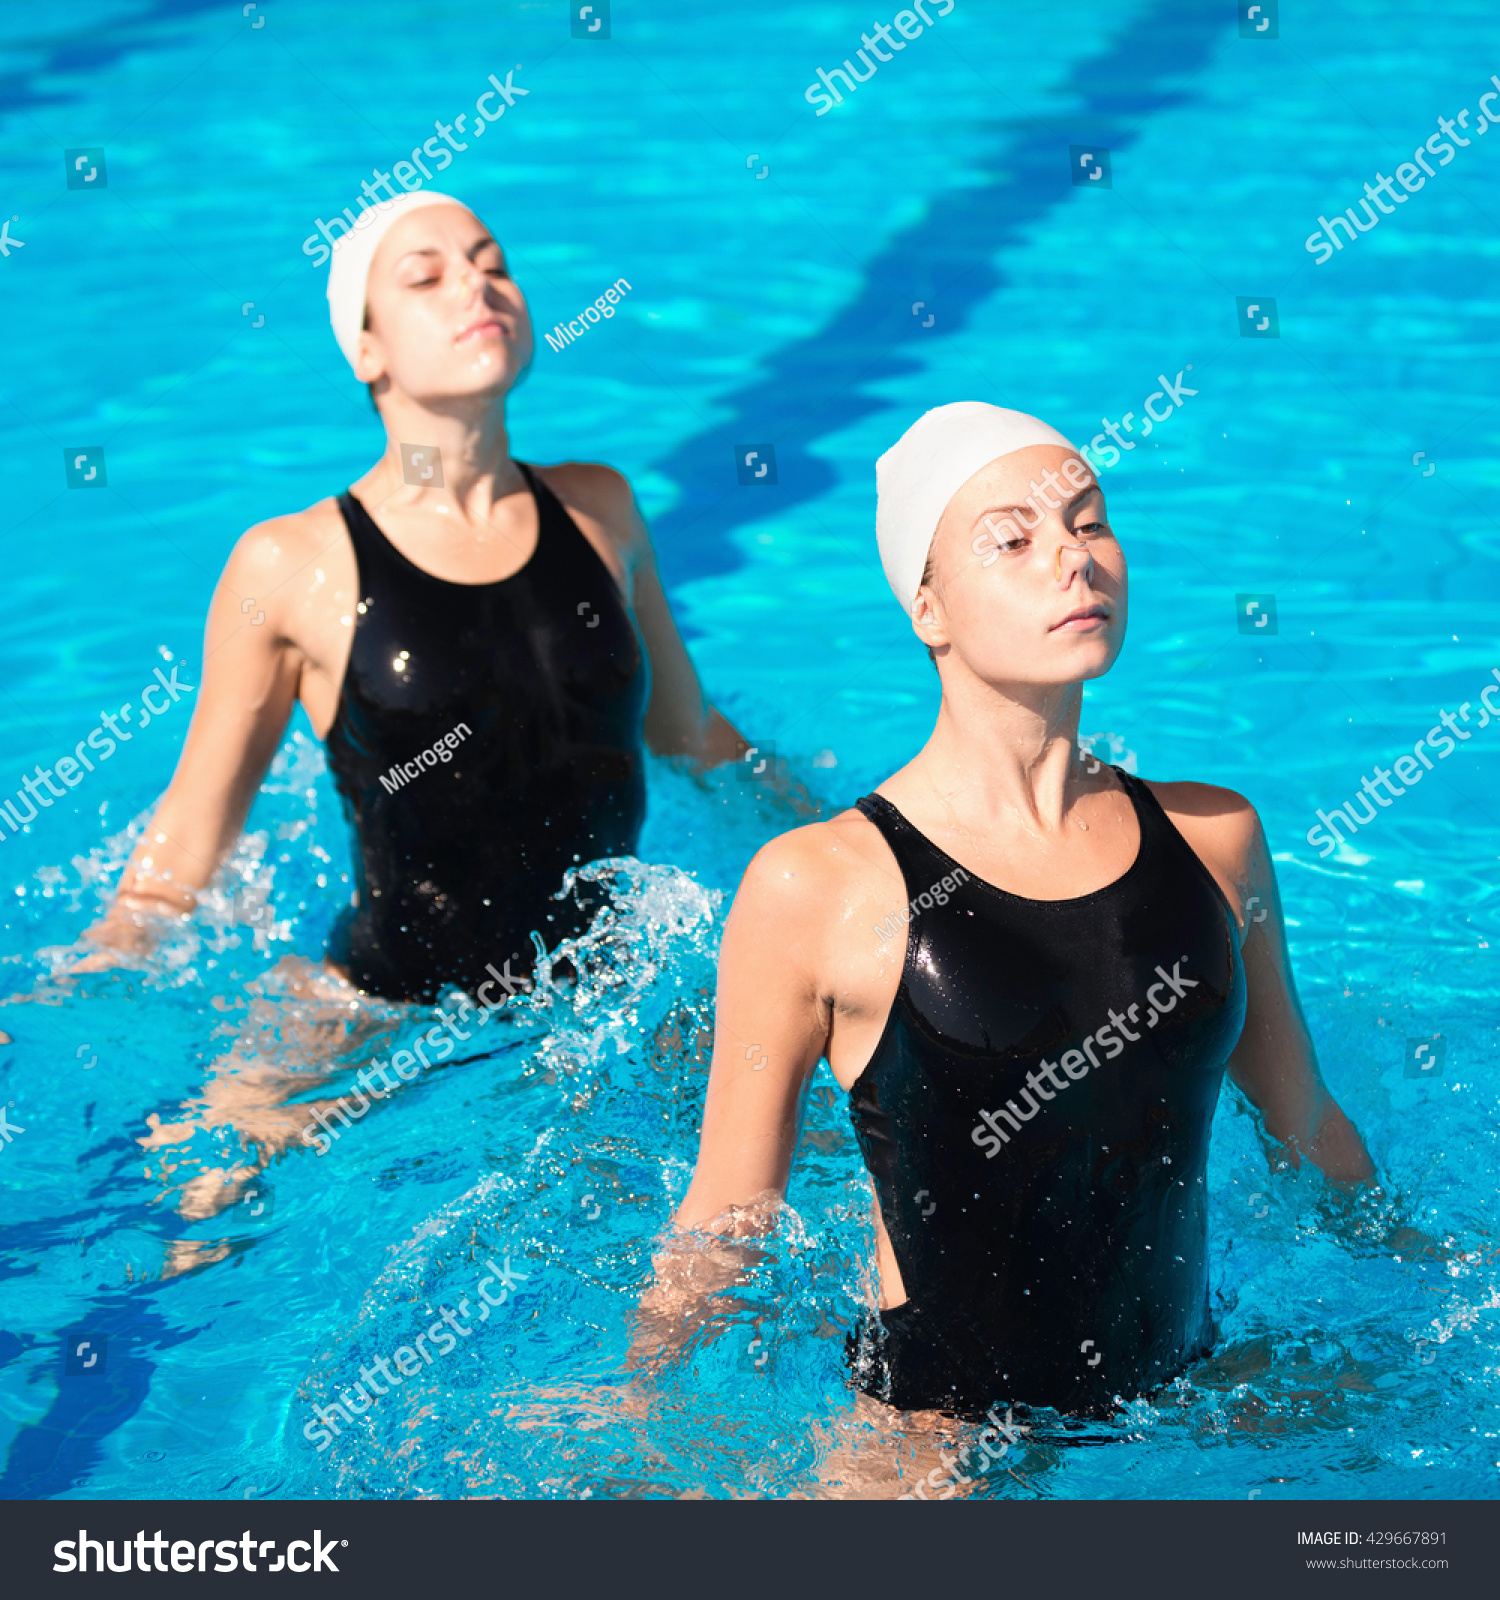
[1055,541,1089,580]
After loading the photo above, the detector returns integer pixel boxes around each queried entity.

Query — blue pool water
[1,0,1498,1499]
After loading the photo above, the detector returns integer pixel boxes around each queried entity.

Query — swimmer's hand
[1387,1225,1448,1261]
[1312,1179,1451,1261]
[712,740,829,823]
[627,1196,784,1376]
[68,888,194,973]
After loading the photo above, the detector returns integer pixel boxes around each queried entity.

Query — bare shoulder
[733,807,899,927]
[223,496,349,589]
[1141,777,1264,892]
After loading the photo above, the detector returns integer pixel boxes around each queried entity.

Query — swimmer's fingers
[59,948,125,975]
[623,1285,759,1377]
[1312,1181,1452,1260]
[59,925,140,975]
[66,894,191,973]
[767,760,828,822]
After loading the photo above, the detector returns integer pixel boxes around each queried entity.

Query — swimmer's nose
[452,257,488,305]
[1054,538,1093,583]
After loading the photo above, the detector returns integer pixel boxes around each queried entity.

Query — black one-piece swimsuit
[845,770,1248,1419]
[323,463,649,1003]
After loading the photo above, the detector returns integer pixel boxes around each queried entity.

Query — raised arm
[79,522,309,961]
[631,544,746,769]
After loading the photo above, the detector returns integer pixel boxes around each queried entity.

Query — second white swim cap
[875,401,1076,614]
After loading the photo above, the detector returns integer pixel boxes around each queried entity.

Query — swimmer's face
[913,444,1127,688]
[357,205,533,403]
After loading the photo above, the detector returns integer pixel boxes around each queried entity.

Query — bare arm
[80,524,307,958]
[539,461,744,768]
[632,549,745,768]
[677,834,834,1226]
[1164,785,1377,1188]
[632,832,834,1366]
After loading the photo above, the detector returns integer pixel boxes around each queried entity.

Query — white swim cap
[875,401,1077,614]
[326,190,472,369]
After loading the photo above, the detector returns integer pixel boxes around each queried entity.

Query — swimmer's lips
[1050,603,1111,633]
[454,315,509,347]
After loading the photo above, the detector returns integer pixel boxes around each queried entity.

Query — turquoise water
[1,0,1498,1499]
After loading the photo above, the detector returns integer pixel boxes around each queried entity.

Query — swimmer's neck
[898,676,1102,834]
[354,387,527,519]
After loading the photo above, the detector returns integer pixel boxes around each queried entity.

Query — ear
[910,582,949,652]
[351,325,387,386]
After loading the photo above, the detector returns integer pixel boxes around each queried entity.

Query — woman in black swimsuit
[86,190,742,995]
[80,192,744,1215]
[653,402,1381,1451]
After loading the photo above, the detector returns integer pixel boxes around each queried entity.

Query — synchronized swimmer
[653,401,1382,1423]
[78,189,746,1221]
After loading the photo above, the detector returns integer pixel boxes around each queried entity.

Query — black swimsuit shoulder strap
[1107,765,1166,851]
[854,792,955,899]
[336,490,378,548]
[1110,763,1156,814]
[516,461,632,598]
[1111,765,1238,921]
[854,791,915,852]
[516,461,587,555]
[335,490,409,592]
